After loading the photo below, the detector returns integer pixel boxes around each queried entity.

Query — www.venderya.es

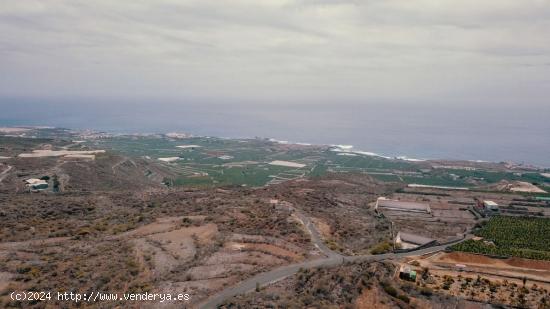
[11,291,191,303]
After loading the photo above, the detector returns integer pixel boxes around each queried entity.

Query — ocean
[1,99,549,167]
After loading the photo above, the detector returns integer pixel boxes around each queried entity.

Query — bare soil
[435,252,550,271]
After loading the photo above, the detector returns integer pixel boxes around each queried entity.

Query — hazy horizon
[2,99,550,167]
[1,1,549,166]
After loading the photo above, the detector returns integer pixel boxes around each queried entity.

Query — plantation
[451,216,550,260]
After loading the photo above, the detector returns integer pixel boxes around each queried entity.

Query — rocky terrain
[1,130,549,308]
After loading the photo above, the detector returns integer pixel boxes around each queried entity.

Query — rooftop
[397,232,436,246]
[25,178,45,185]
[376,197,430,213]
[268,160,306,168]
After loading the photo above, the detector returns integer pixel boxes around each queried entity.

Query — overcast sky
[1,0,549,105]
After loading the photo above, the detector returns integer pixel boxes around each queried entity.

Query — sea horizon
[2,100,550,168]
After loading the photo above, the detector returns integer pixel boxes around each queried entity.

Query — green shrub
[382,283,398,297]
[370,241,393,255]
[420,287,433,297]
[397,294,410,303]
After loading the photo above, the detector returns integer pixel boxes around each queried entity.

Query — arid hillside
[0,172,389,308]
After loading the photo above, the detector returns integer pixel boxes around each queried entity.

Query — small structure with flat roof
[399,265,417,282]
[395,231,436,250]
[25,178,48,191]
[482,200,499,216]
[375,197,431,214]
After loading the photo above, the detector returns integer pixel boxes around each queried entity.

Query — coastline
[1,125,549,169]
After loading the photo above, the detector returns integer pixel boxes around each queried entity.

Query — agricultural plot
[324,151,417,171]
[92,136,317,187]
[451,216,550,260]
[84,135,550,189]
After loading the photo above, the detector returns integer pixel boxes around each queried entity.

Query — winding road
[198,206,471,309]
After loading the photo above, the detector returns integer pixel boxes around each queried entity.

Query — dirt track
[0,165,12,183]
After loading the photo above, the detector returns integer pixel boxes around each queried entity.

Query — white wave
[331,144,354,150]
[269,138,313,146]
[353,151,392,159]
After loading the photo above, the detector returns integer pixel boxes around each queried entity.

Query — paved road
[197,238,469,308]
[197,208,471,309]
[197,256,344,309]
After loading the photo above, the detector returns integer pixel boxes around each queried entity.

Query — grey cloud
[0,0,549,104]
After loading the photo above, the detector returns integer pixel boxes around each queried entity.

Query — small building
[375,197,431,214]
[483,200,499,211]
[25,178,48,191]
[399,265,417,282]
[395,231,436,250]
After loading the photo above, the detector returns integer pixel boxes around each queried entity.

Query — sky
[1,0,550,105]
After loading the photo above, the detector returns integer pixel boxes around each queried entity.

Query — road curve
[197,236,469,309]
[198,206,340,309]
[197,208,471,309]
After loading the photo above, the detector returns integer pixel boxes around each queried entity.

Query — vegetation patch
[370,241,393,255]
[451,216,550,260]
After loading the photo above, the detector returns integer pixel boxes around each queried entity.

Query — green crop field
[83,135,550,189]
[451,216,550,260]
[90,136,314,187]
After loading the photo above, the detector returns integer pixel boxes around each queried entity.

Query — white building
[375,197,431,214]
[483,200,499,211]
[395,232,436,249]
[25,178,48,190]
